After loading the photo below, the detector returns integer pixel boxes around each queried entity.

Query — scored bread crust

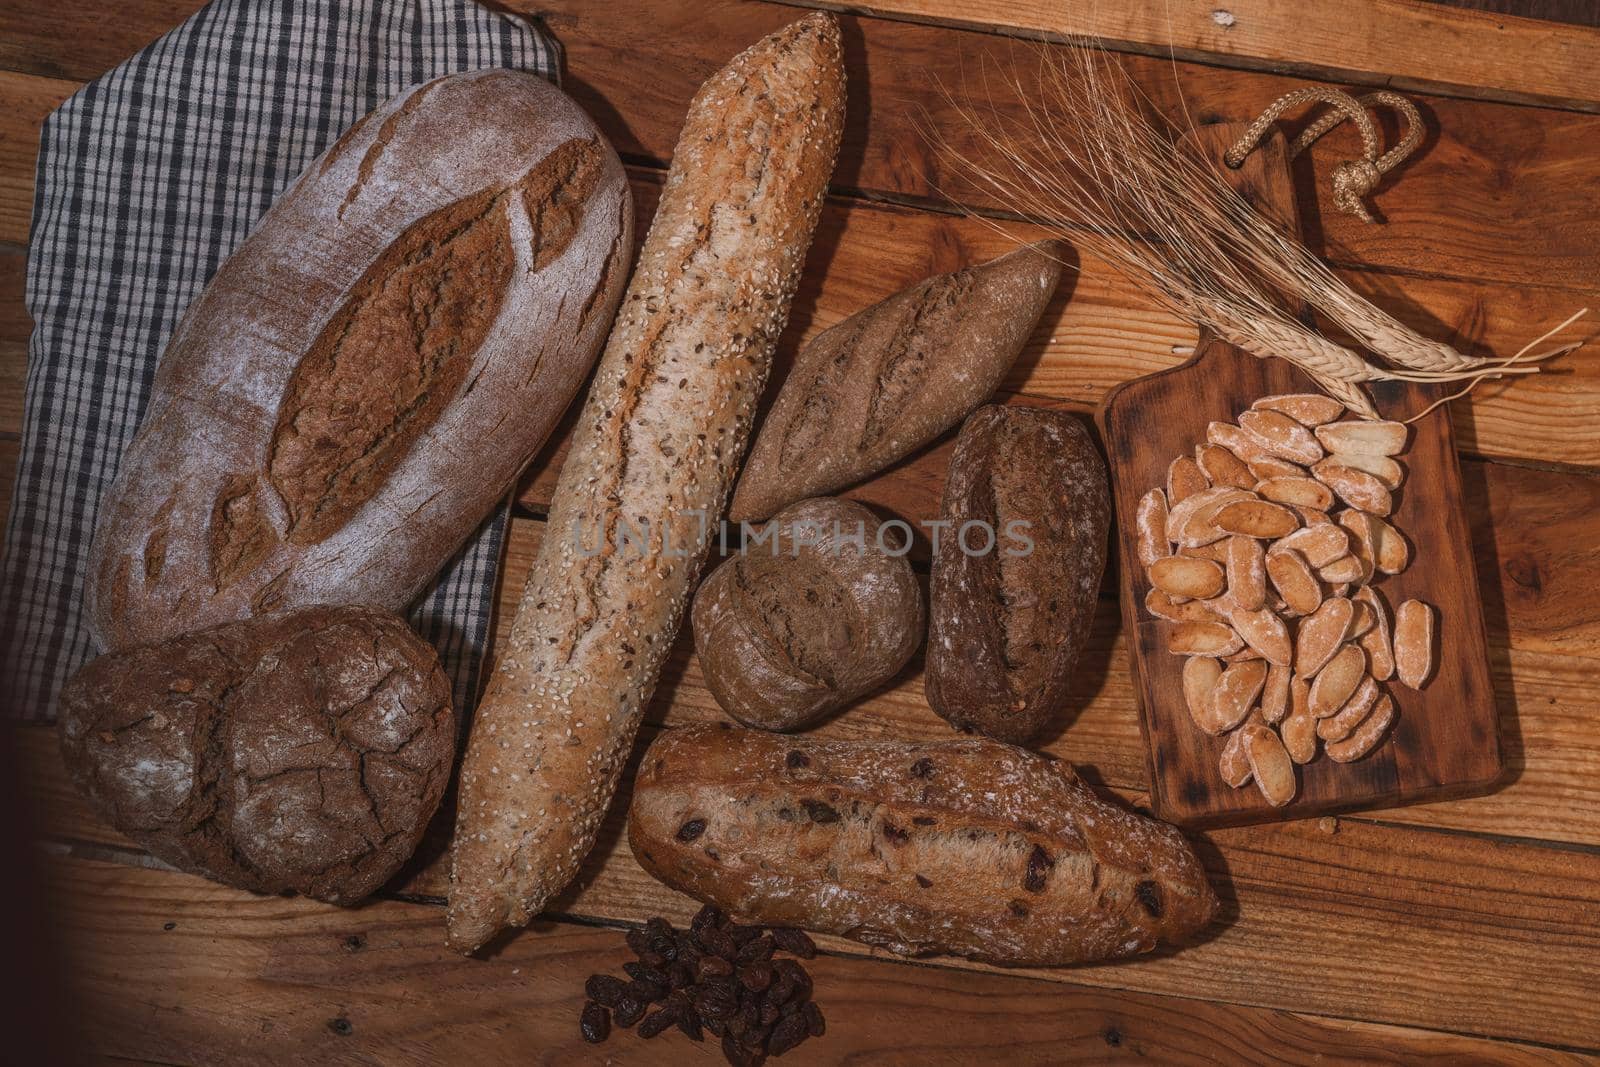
[629,725,1219,966]
[727,242,1064,523]
[447,14,846,954]
[85,70,632,651]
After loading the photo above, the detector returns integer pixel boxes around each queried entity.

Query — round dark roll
[692,497,923,731]
[58,605,454,904]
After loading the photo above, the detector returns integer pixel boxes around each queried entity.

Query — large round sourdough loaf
[86,70,632,650]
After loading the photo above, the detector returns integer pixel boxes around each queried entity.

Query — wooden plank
[785,0,1600,113]
[31,751,1600,1051]
[522,0,1600,297]
[3,86,1596,470]
[498,172,1600,487]
[19,451,1600,846]
[0,243,29,435]
[3,1,1600,296]
[44,854,1588,1066]
[0,72,73,246]
[0,0,203,84]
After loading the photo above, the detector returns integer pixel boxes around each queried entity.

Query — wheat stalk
[922,42,1576,418]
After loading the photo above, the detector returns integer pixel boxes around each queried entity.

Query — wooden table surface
[4,1,1599,1063]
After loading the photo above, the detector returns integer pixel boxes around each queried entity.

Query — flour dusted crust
[447,14,846,954]
[629,726,1219,966]
[86,70,631,650]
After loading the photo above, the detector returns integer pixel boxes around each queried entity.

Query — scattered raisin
[1008,899,1031,919]
[614,998,646,1028]
[910,757,934,778]
[915,874,933,888]
[677,818,707,842]
[626,976,669,1003]
[740,961,773,993]
[580,1002,610,1044]
[768,1012,810,1056]
[785,750,809,769]
[770,928,817,959]
[585,974,628,1007]
[804,1001,826,1037]
[700,926,737,960]
[912,815,936,826]
[698,955,734,980]
[638,1007,677,1039]
[577,911,825,1060]
[737,935,775,964]
[881,820,909,845]
[696,985,739,1021]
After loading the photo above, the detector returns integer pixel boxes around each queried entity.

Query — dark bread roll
[926,405,1110,743]
[692,497,923,731]
[87,70,632,651]
[629,725,1218,966]
[728,241,1063,522]
[57,606,454,904]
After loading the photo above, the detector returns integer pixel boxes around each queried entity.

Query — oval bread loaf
[628,725,1219,966]
[447,15,846,954]
[692,498,923,731]
[727,242,1063,522]
[86,70,632,650]
[58,606,454,905]
[925,405,1110,744]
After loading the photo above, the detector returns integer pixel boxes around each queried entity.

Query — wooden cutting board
[1096,121,1502,827]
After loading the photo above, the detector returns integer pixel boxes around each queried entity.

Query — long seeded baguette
[629,725,1219,966]
[447,14,846,954]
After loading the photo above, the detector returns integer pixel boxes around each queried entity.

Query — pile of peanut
[1137,394,1437,807]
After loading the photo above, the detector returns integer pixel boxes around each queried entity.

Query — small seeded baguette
[629,725,1219,966]
[447,14,846,954]
[728,242,1063,522]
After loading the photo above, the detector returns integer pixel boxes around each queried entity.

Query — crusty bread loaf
[447,14,846,954]
[58,606,454,905]
[629,725,1218,966]
[692,497,923,731]
[926,405,1110,743]
[86,70,631,651]
[728,242,1063,522]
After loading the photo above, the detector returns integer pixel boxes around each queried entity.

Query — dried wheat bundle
[924,42,1577,418]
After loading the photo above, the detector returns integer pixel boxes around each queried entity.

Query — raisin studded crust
[727,241,1063,523]
[86,70,631,650]
[447,14,846,954]
[926,405,1111,743]
[629,725,1219,966]
[57,606,454,905]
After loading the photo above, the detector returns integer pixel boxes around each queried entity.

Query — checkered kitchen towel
[2,0,560,720]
